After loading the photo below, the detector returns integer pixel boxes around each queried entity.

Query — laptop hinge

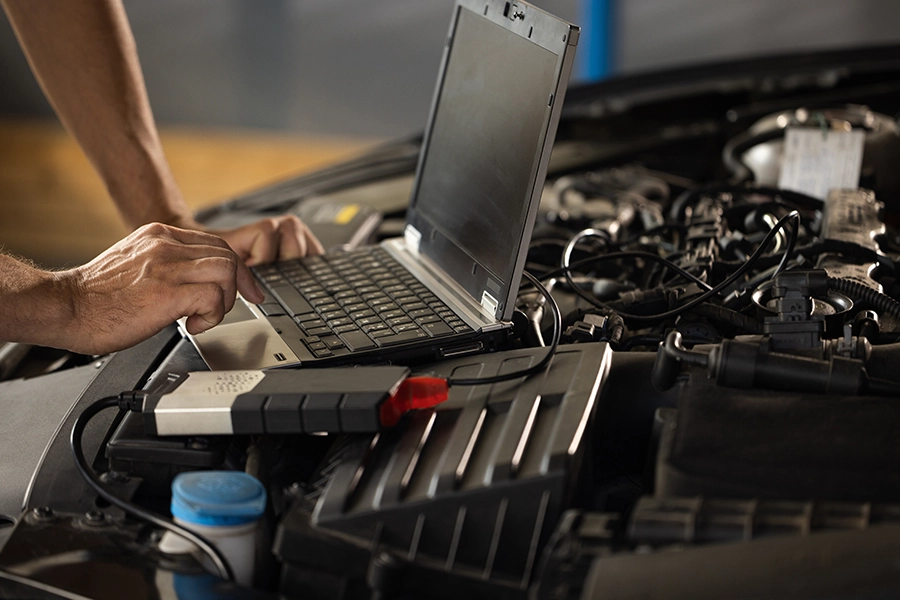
[480,291,499,316]
[404,224,422,255]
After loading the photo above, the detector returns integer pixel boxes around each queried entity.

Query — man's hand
[209,215,325,266]
[57,223,264,355]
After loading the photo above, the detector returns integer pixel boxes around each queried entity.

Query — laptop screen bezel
[403,0,577,321]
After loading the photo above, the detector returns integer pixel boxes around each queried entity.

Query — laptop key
[343,303,368,314]
[294,312,320,323]
[393,323,420,333]
[327,318,353,329]
[301,319,326,331]
[373,303,400,313]
[270,284,314,316]
[401,299,428,309]
[311,296,336,307]
[375,329,429,347]
[258,303,286,317]
[415,315,441,325]
[306,326,331,337]
[322,337,345,350]
[339,330,377,351]
[422,322,454,337]
[338,297,362,308]
[299,284,325,295]
[356,316,383,327]
[334,324,360,334]
[389,290,415,300]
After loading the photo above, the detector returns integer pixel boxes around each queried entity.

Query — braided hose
[827,277,900,320]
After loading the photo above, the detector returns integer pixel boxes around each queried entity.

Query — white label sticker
[177,370,264,398]
[778,128,865,200]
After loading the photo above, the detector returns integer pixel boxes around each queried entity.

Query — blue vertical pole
[577,0,613,81]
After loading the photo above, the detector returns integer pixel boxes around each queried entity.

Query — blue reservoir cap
[171,471,266,526]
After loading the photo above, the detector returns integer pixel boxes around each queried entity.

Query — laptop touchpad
[221,298,258,325]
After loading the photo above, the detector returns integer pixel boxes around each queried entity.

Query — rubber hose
[827,277,900,320]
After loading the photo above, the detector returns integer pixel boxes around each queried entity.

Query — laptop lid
[403,0,578,322]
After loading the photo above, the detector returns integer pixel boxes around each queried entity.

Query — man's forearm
[0,225,265,355]
[1,0,196,229]
[0,253,75,350]
[2,0,324,267]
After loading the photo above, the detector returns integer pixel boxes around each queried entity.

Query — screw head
[85,510,105,523]
[187,438,209,450]
[31,506,54,521]
[100,470,129,484]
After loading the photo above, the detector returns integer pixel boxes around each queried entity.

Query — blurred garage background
[1,0,899,266]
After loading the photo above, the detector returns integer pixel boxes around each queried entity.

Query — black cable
[669,183,822,222]
[773,212,801,278]
[551,247,713,294]
[555,211,801,323]
[622,251,714,291]
[722,127,788,181]
[447,271,561,387]
[70,395,234,581]
[558,229,714,315]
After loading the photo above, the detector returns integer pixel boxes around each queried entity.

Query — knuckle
[142,222,169,237]
[278,215,302,230]
[258,218,279,235]
[194,282,226,311]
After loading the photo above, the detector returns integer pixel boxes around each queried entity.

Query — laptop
[182,0,579,370]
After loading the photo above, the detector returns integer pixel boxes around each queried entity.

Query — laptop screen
[411,6,559,281]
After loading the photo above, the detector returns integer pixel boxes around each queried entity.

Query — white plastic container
[159,471,267,587]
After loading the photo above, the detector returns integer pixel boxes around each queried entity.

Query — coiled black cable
[554,211,801,323]
[70,395,234,581]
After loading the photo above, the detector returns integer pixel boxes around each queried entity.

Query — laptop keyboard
[252,247,473,359]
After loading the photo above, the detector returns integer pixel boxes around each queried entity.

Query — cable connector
[564,314,608,343]
[117,390,147,413]
[378,377,449,427]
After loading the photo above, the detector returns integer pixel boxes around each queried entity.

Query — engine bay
[5,47,900,600]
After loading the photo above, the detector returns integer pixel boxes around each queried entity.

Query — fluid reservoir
[159,471,267,587]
